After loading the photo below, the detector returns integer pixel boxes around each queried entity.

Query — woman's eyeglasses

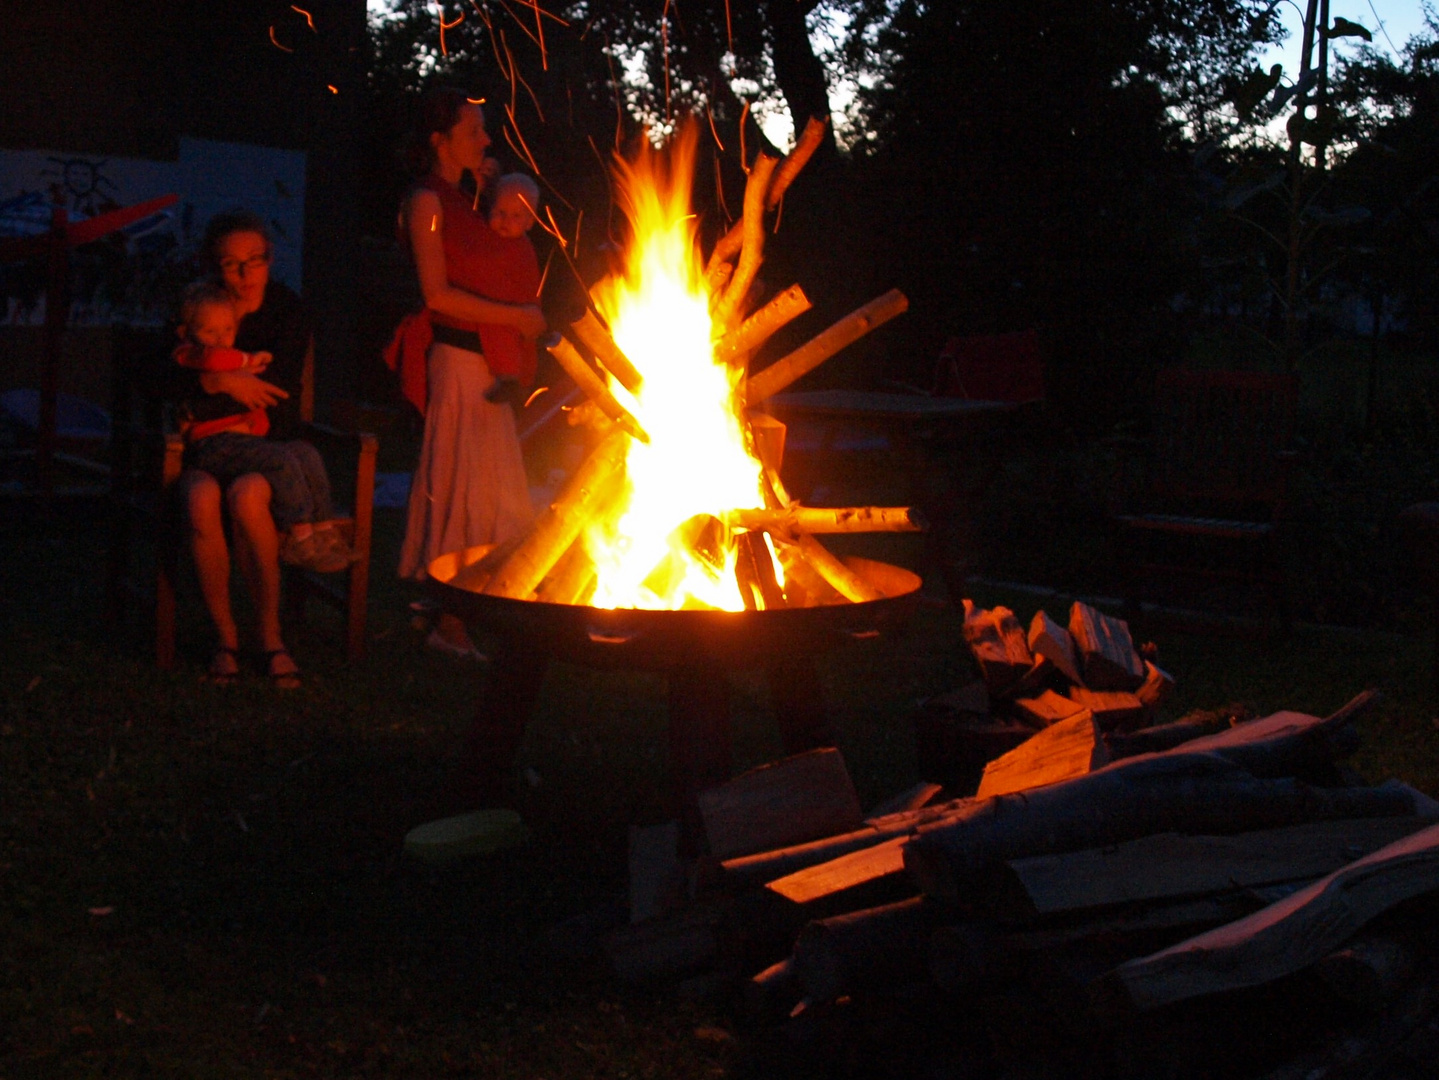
[219,253,272,275]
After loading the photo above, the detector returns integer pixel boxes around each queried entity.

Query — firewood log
[1067,601,1145,690]
[744,957,803,1024]
[732,504,926,538]
[534,534,599,606]
[697,747,862,860]
[865,781,944,821]
[961,601,1033,695]
[714,153,779,331]
[714,284,811,366]
[975,711,1108,799]
[448,532,526,593]
[904,752,1422,901]
[765,835,910,904]
[1104,712,1233,759]
[734,529,786,611]
[1096,820,1439,1014]
[791,532,884,603]
[1012,688,1087,729]
[1313,932,1418,1010]
[792,897,936,1004]
[745,289,909,405]
[1136,660,1175,712]
[547,334,649,442]
[976,816,1438,923]
[568,309,643,394]
[482,429,630,599]
[706,117,827,276]
[771,536,843,608]
[1066,687,1146,731]
[1027,610,1082,685]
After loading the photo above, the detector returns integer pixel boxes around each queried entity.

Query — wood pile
[596,649,1439,1078]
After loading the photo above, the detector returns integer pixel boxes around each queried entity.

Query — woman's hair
[404,86,479,176]
[201,210,272,272]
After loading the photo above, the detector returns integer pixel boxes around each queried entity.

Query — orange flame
[583,126,778,611]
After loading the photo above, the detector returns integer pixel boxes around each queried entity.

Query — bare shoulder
[404,186,443,229]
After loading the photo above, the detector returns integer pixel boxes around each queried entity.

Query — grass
[2,494,1438,1078]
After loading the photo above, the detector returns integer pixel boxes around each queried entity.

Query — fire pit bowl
[426,543,923,671]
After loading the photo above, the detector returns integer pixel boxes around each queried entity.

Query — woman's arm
[407,189,547,337]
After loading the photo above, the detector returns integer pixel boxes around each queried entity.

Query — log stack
[593,678,1439,1079]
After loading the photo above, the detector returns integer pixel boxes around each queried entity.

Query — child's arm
[173,344,264,373]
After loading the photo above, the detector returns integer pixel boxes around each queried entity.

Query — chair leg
[346,557,369,663]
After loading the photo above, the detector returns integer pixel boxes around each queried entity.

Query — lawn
[2,495,1437,1078]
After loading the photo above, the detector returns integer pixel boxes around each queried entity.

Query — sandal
[261,649,303,690]
[205,646,241,686]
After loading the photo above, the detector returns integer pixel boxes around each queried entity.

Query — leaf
[1331,17,1372,42]
[1231,63,1284,119]
[1272,68,1318,110]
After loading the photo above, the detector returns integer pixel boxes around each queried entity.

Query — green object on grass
[404,810,530,863]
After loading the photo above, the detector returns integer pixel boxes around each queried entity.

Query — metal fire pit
[425,545,923,835]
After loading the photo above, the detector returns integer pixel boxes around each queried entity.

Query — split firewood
[730,505,926,538]
[976,816,1438,924]
[1005,656,1055,702]
[1013,688,1087,729]
[976,711,1108,799]
[961,601,1033,695]
[765,835,910,904]
[568,309,644,394]
[904,752,1422,901]
[1068,601,1145,690]
[714,284,811,366]
[865,781,944,822]
[713,153,779,331]
[1066,687,1146,731]
[1096,820,1439,1014]
[706,117,828,277]
[696,747,862,861]
[1027,610,1082,685]
[482,429,631,599]
[745,289,910,405]
[791,532,884,603]
[791,897,936,1004]
[547,334,650,442]
[1136,660,1175,712]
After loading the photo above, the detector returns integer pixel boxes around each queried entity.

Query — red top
[173,343,270,440]
[417,173,539,386]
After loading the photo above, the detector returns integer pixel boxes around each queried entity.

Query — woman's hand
[513,304,548,338]
[199,370,289,409]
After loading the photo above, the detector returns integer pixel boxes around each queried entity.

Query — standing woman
[398,88,545,656]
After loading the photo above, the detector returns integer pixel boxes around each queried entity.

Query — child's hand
[247,351,274,373]
[479,157,501,185]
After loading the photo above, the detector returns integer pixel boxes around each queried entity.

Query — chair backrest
[1148,367,1297,506]
[934,330,1045,404]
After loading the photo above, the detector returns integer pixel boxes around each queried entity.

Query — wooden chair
[107,328,377,666]
[1112,367,1298,629]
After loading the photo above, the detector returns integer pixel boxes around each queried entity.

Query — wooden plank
[1068,601,1144,690]
[976,712,1108,799]
[1013,689,1087,729]
[1067,687,1146,731]
[697,747,862,860]
[1028,609,1082,684]
[962,600,1033,695]
[765,835,909,904]
[1099,820,1439,1013]
[979,816,1437,922]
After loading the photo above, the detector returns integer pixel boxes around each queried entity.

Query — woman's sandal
[205,646,242,686]
[261,649,303,690]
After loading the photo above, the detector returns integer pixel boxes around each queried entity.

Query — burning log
[792,532,884,604]
[745,289,911,405]
[482,429,631,599]
[448,532,526,593]
[714,153,779,331]
[731,505,926,538]
[734,529,786,610]
[546,334,650,443]
[569,308,644,395]
[534,534,599,605]
[771,537,844,607]
[714,284,811,366]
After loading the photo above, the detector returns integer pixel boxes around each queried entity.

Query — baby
[174,282,354,574]
[477,172,543,406]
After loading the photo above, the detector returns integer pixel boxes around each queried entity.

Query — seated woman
[163,211,313,687]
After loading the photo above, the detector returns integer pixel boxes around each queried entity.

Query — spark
[724,0,734,60]
[524,387,549,408]
[327,84,338,94]
[290,5,316,31]
[493,0,544,50]
[519,192,566,247]
[430,215,438,232]
[525,0,549,70]
[269,25,294,52]
[437,5,464,57]
[738,101,750,173]
[603,33,622,149]
[537,248,554,296]
[714,154,732,224]
[661,0,673,123]
[706,99,725,152]
[467,96,486,104]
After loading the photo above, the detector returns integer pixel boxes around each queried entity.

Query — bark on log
[792,532,884,603]
[731,505,926,537]
[1068,601,1145,690]
[697,747,862,860]
[714,284,811,366]
[714,153,778,331]
[1028,609,1082,685]
[904,752,1421,901]
[976,711,1107,799]
[978,816,1437,923]
[1097,820,1439,1013]
[745,289,910,405]
[792,897,935,1003]
[482,429,631,599]
[569,309,644,394]
[547,334,649,442]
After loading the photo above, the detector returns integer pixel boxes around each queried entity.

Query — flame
[584,126,775,611]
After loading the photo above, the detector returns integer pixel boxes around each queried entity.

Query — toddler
[477,172,542,406]
[175,282,354,573]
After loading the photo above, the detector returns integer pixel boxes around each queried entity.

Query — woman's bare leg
[228,473,296,680]
[181,471,239,659]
